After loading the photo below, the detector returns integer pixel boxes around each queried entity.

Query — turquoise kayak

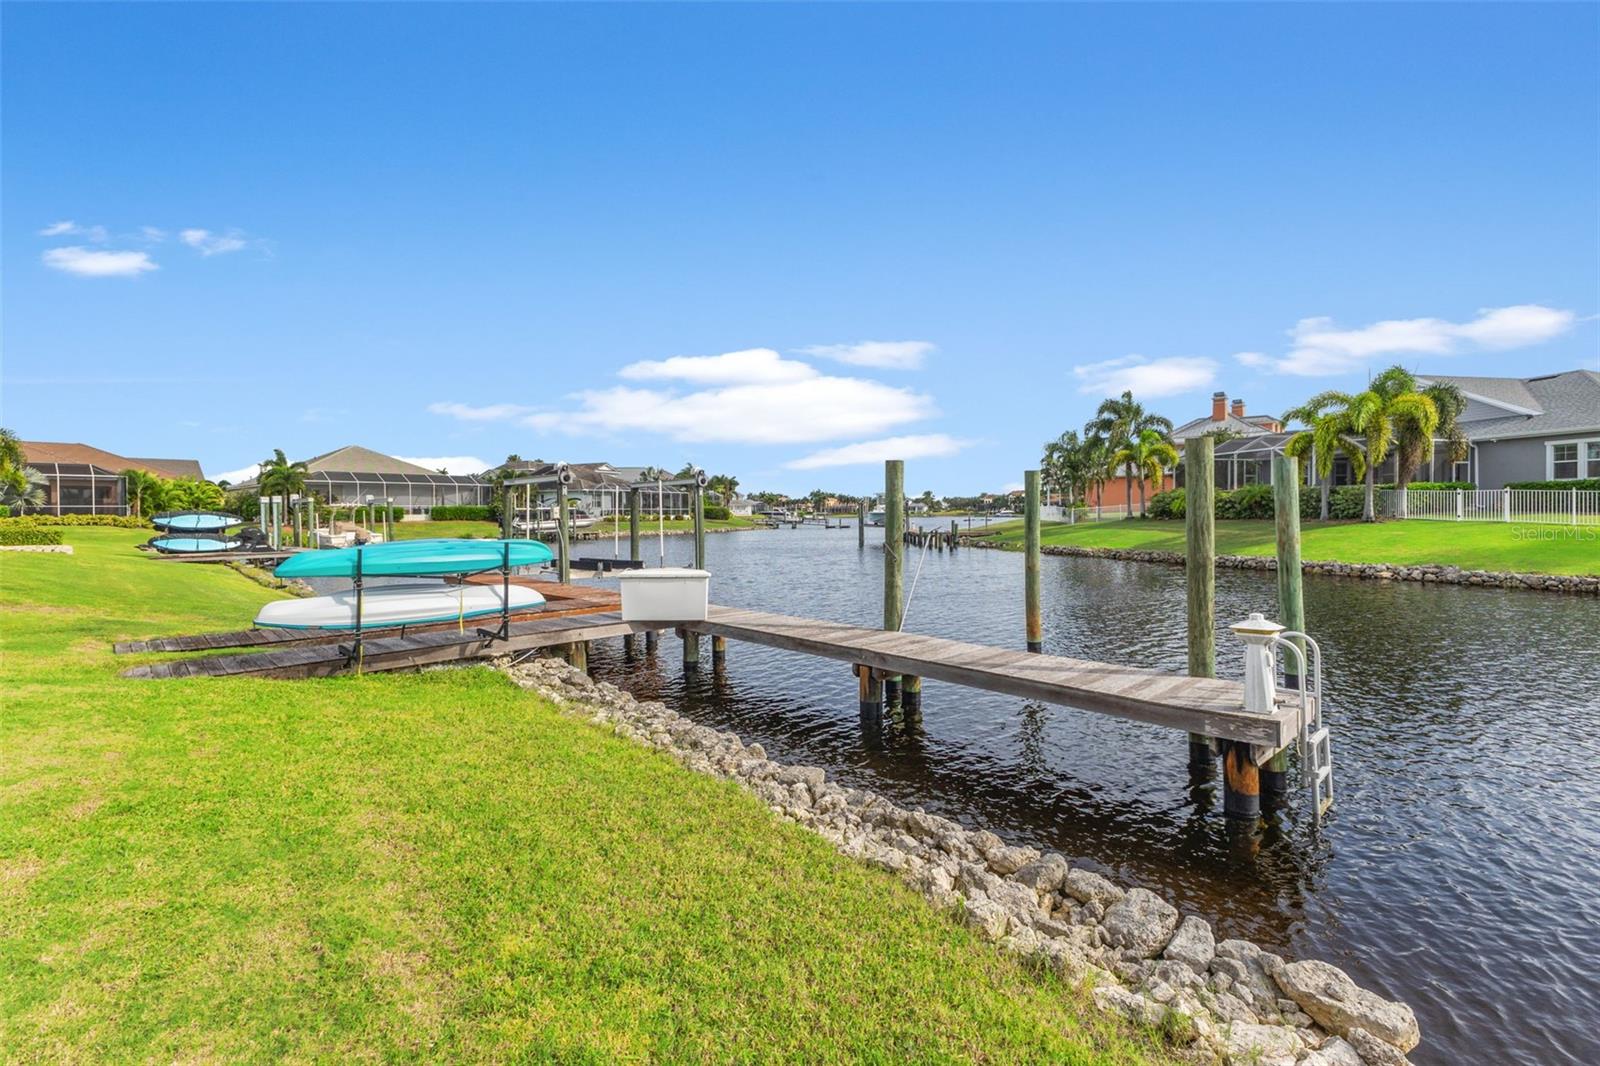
[273,538,554,578]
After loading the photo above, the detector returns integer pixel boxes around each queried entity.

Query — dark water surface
[567,525,1599,1066]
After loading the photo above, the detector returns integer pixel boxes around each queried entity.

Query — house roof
[1418,369,1600,440]
[1170,414,1280,442]
[299,445,439,476]
[19,441,204,480]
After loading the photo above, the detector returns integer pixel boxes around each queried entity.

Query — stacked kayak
[256,582,546,630]
[151,511,243,534]
[261,539,556,631]
[149,535,245,554]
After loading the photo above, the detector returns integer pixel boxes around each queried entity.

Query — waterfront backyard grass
[1,529,1158,1063]
[973,518,1599,576]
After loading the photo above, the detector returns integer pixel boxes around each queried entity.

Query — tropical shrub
[431,505,493,521]
[1216,483,1275,520]
[1147,488,1184,520]
[0,522,64,546]
[703,504,730,521]
[1505,478,1600,492]
[1328,486,1368,520]
[1145,485,1319,521]
[6,514,149,528]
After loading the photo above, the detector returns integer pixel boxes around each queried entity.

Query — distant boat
[510,508,599,534]
[255,582,546,630]
[151,511,243,533]
[867,509,885,526]
[274,538,554,579]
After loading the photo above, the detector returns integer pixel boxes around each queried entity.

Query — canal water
[569,523,1599,1066]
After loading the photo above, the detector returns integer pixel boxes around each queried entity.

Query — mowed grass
[975,518,1600,576]
[391,516,763,542]
[1,529,1161,1063]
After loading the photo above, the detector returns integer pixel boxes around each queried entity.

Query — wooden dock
[119,600,1294,749]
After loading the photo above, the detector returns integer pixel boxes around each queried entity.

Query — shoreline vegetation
[966,518,1600,578]
[390,516,765,541]
[1,527,1162,1063]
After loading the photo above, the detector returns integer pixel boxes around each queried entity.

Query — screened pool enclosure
[300,470,491,513]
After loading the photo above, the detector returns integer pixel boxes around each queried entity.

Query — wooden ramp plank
[683,606,1293,747]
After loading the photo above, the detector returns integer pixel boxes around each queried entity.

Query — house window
[1589,441,1600,477]
[1550,443,1579,480]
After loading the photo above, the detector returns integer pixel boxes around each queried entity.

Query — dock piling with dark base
[882,459,911,712]
[1185,437,1219,781]
[1024,469,1042,653]
[1265,453,1305,806]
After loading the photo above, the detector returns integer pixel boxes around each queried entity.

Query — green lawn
[1,529,1159,1063]
[391,516,762,541]
[974,518,1599,576]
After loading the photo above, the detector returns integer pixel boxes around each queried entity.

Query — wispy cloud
[428,401,533,422]
[179,228,248,256]
[395,455,489,475]
[38,220,108,241]
[42,247,158,278]
[797,340,936,370]
[1237,304,1577,376]
[212,463,263,485]
[1072,355,1217,398]
[619,348,816,385]
[785,433,971,469]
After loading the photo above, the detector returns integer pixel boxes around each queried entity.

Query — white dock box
[618,567,710,622]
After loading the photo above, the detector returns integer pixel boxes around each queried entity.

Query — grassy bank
[390,515,762,541]
[1,528,1158,1062]
[972,518,1599,576]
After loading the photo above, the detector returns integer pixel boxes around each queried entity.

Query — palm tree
[257,449,309,537]
[1282,404,1368,520]
[0,465,46,514]
[0,428,25,473]
[1086,391,1174,517]
[121,468,166,518]
[1110,428,1180,516]
[1394,379,1468,509]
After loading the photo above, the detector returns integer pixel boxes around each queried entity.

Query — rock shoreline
[494,654,1422,1066]
[970,541,1599,594]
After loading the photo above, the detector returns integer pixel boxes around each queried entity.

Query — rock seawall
[495,654,1423,1066]
[970,541,1599,594]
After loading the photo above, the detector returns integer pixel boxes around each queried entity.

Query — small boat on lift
[151,511,244,534]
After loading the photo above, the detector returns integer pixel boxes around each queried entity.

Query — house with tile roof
[17,441,206,516]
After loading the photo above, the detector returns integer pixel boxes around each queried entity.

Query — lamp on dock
[1229,612,1286,715]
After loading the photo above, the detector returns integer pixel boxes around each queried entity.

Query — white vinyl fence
[1379,487,1600,525]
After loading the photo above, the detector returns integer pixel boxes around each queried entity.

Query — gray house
[1417,370,1600,488]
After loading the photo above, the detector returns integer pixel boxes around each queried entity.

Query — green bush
[7,514,149,528]
[430,505,493,521]
[1,505,12,517]
[703,504,730,521]
[0,522,64,546]
[1505,478,1600,492]
[1401,481,1476,491]
[1147,488,1184,520]
[1328,485,1368,519]
[1216,483,1274,520]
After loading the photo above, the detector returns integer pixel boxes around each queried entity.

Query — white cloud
[1244,304,1577,377]
[141,226,167,242]
[619,347,817,385]
[1072,355,1217,398]
[42,246,158,278]
[395,455,490,475]
[211,463,263,485]
[797,340,936,370]
[428,401,532,421]
[523,375,936,444]
[180,228,248,256]
[785,434,972,470]
[38,220,108,241]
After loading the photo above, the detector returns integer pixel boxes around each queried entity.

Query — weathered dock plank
[682,606,1294,747]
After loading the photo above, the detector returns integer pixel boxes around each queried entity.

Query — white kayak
[255,582,546,630]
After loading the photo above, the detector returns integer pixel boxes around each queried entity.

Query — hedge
[0,522,64,546]
[703,504,730,521]
[430,505,493,521]
[3,514,150,528]
[1145,486,1320,521]
[1505,478,1600,492]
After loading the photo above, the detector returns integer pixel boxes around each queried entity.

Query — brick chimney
[1212,391,1227,420]
[1231,398,1246,419]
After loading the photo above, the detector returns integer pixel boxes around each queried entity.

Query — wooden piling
[628,488,641,563]
[856,664,883,721]
[858,499,867,549]
[556,482,571,584]
[1266,452,1305,805]
[1024,468,1043,652]
[567,640,589,673]
[951,519,959,551]
[1185,437,1217,778]
[645,629,659,652]
[680,626,700,671]
[692,483,706,570]
[902,674,922,719]
[712,634,727,668]
[883,460,906,709]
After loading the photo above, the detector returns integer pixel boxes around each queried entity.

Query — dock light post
[1220,612,1284,822]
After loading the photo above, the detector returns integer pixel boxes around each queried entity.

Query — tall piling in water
[858,499,867,549]
[1024,469,1043,652]
[556,482,571,584]
[1267,452,1305,806]
[1185,437,1219,783]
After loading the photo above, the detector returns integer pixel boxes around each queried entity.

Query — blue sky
[4,2,1596,494]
